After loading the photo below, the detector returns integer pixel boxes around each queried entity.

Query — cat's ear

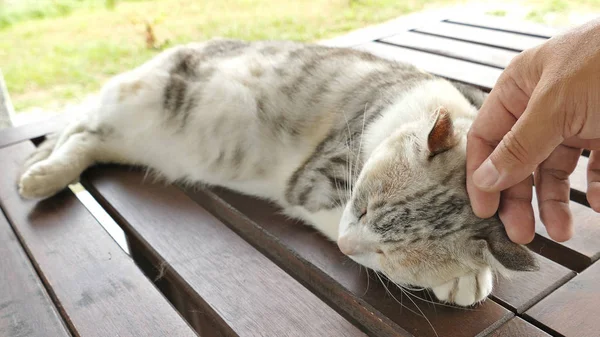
[476,226,539,273]
[427,106,458,156]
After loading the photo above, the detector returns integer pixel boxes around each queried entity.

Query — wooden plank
[0,142,197,337]
[487,317,551,337]
[0,213,71,337]
[527,189,600,272]
[178,185,514,337]
[571,154,589,191]
[82,167,366,337]
[491,254,574,313]
[525,260,600,337]
[319,6,466,47]
[445,15,560,38]
[0,114,67,149]
[356,41,502,91]
[413,22,548,52]
[380,31,518,68]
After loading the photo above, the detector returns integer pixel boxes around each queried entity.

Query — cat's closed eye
[358,209,367,222]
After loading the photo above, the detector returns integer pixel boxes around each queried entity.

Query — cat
[17,38,538,307]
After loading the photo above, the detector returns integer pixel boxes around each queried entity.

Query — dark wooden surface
[0,142,197,337]
[527,189,600,272]
[83,167,366,337]
[491,254,574,313]
[525,260,600,337]
[1,12,597,337]
[488,317,551,337]
[0,213,71,337]
[184,186,513,337]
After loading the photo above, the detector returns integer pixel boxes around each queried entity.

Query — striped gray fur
[19,38,539,307]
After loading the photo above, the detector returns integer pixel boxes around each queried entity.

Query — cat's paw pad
[18,161,72,199]
[431,267,493,306]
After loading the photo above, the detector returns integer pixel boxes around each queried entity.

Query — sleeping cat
[17,38,538,306]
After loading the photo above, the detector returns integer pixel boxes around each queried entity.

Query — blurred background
[1,0,599,121]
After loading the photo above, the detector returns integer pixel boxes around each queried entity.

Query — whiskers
[366,269,482,337]
[373,271,439,337]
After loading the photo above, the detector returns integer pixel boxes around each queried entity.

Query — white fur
[19,42,503,307]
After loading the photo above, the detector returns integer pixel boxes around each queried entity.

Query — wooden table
[1,11,598,337]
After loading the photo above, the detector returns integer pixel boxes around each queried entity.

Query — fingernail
[473,159,499,189]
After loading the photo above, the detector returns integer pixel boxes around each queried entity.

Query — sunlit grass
[2,0,600,111]
[2,0,467,111]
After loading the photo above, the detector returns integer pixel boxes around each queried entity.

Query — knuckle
[497,131,533,166]
[541,167,571,182]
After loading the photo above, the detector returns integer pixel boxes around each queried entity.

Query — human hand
[466,18,600,244]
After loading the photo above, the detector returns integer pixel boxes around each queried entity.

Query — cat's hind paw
[431,267,493,306]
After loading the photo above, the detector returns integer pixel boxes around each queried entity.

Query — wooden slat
[178,185,514,337]
[491,254,574,313]
[413,22,548,51]
[319,6,467,47]
[571,155,589,204]
[83,167,366,337]
[0,213,71,337]
[527,189,600,272]
[445,15,560,38]
[0,114,67,149]
[380,31,518,68]
[525,260,600,337]
[356,42,502,90]
[0,142,197,337]
[488,317,551,337]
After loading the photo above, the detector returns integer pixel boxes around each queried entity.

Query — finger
[534,145,580,242]
[562,137,600,150]
[588,150,600,212]
[467,67,531,218]
[473,84,565,194]
[498,174,535,244]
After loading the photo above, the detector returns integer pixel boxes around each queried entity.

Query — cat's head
[337,106,538,304]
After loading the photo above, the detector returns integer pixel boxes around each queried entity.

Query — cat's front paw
[18,161,73,199]
[431,267,492,306]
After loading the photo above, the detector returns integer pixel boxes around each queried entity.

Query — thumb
[473,96,564,192]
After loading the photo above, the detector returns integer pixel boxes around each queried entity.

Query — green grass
[2,0,600,112]
[486,9,507,17]
[524,0,600,22]
[2,0,467,111]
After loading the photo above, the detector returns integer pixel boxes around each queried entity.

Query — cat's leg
[283,206,343,242]
[431,267,493,306]
[18,123,121,199]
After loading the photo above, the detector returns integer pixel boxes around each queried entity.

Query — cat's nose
[337,235,355,256]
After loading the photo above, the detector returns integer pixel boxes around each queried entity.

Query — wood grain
[356,41,502,90]
[525,260,600,337]
[487,317,551,337]
[0,142,197,337]
[179,185,514,337]
[83,167,366,337]
[0,213,70,337]
[491,254,574,313]
[380,31,518,68]
[413,21,548,51]
[527,189,600,271]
